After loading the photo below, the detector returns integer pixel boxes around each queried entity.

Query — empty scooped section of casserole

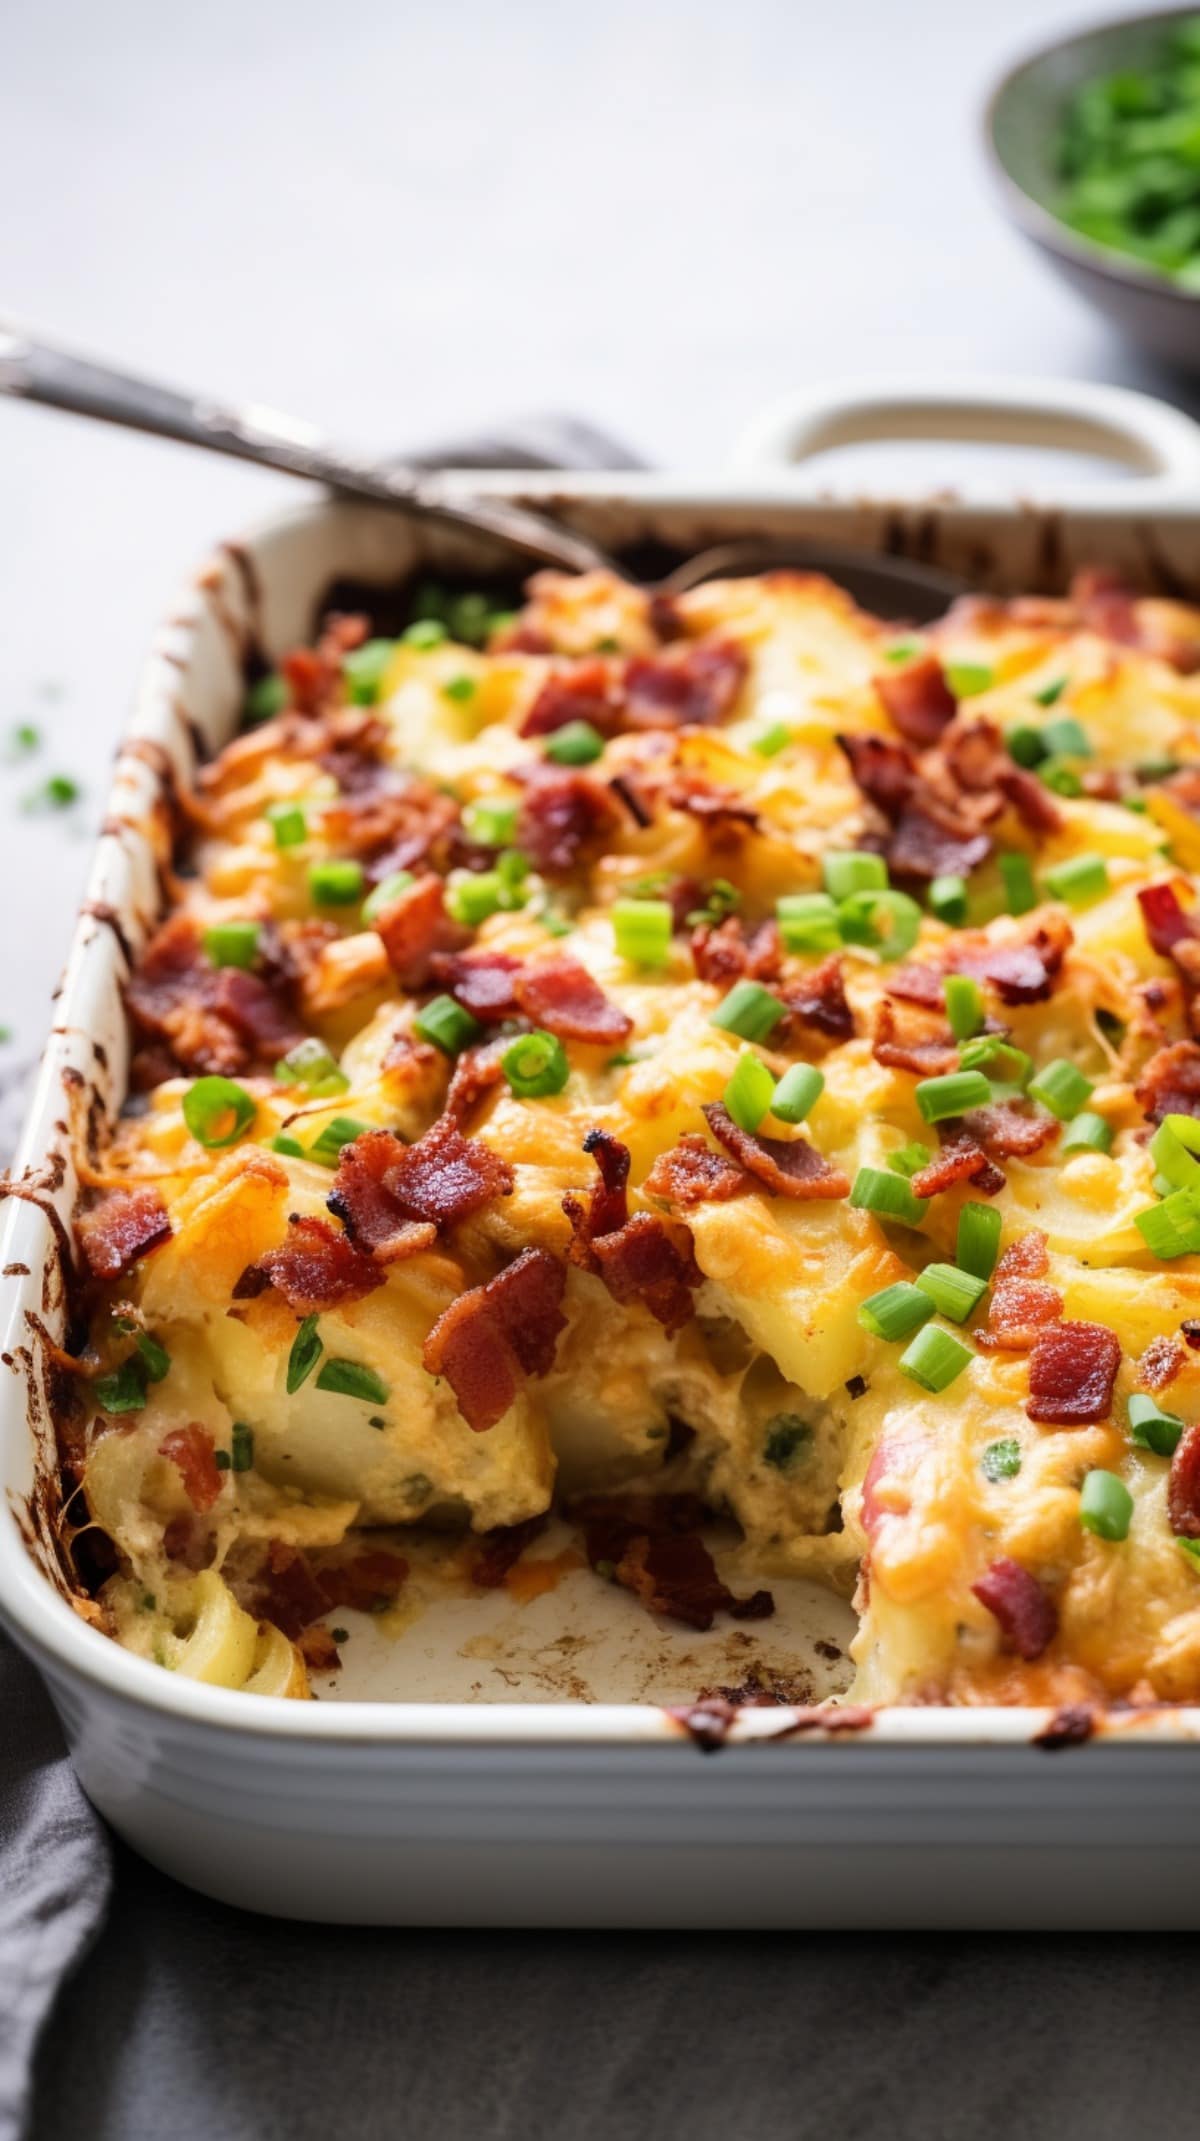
[62,561,1200,1706]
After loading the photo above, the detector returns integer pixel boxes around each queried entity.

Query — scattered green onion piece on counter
[1033,676,1068,708]
[10,722,39,753]
[1128,1392,1186,1458]
[274,1037,349,1097]
[230,1422,254,1473]
[308,858,365,906]
[836,888,922,963]
[544,720,605,766]
[94,1359,148,1414]
[884,638,922,663]
[442,674,478,704]
[946,662,993,699]
[1041,715,1092,759]
[770,1062,825,1125]
[1006,724,1046,768]
[501,1030,570,1100]
[857,1282,934,1343]
[915,1262,988,1324]
[1135,1187,1200,1260]
[898,1324,973,1393]
[307,1116,371,1168]
[956,1201,1003,1281]
[709,980,786,1043]
[889,1140,931,1178]
[999,851,1037,916]
[271,1134,305,1158]
[849,1167,929,1226]
[362,870,415,925]
[1043,854,1110,906]
[752,722,792,758]
[463,798,517,848]
[315,1358,391,1404]
[23,774,80,810]
[929,874,968,927]
[287,1315,322,1394]
[244,673,288,724]
[944,974,984,1040]
[723,1048,776,1133]
[343,638,397,705]
[266,800,307,849]
[202,919,261,971]
[612,897,673,968]
[763,1417,813,1469]
[915,1069,993,1124]
[1039,756,1084,798]
[1061,1110,1114,1156]
[182,1075,255,1150]
[822,850,887,900]
[1079,1469,1133,1542]
[402,618,447,650]
[414,994,482,1056]
[776,892,841,953]
[1027,1057,1094,1120]
[981,1436,1022,1482]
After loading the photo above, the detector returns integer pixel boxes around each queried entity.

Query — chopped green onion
[202,919,261,971]
[1079,1468,1133,1542]
[463,798,517,848]
[929,874,968,927]
[915,1069,993,1124]
[1128,1392,1185,1457]
[723,1048,776,1133]
[266,800,307,849]
[343,638,397,705]
[414,994,482,1056]
[1164,1114,1200,1156]
[1041,715,1091,759]
[1038,756,1084,797]
[958,1035,1034,1092]
[442,674,478,704]
[1006,724,1046,769]
[915,1261,988,1324]
[956,1201,1003,1281]
[315,1358,391,1404]
[751,722,792,757]
[307,1115,371,1168]
[612,898,673,968]
[402,618,447,650]
[1135,1186,1200,1260]
[362,870,415,925]
[709,981,786,1043]
[836,888,922,963]
[981,1436,1022,1481]
[110,1321,171,1382]
[230,1422,254,1473]
[687,878,740,928]
[1137,756,1180,783]
[1027,1058,1094,1120]
[1178,1537,1200,1571]
[1033,676,1068,708]
[445,871,507,926]
[770,1062,824,1124]
[1044,854,1110,907]
[1062,1111,1114,1156]
[274,1037,349,1097]
[539,907,572,938]
[244,673,287,724]
[777,892,841,953]
[23,773,80,811]
[448,592,494,646]
[944,974,984,1040]
[898,1323,973,1392]
[94,1358,148,1414]
[9,721,39,754]
[271,1134,305,1157]
[884,638,922,664]
[889,1140,931,1178]
[501,1029,570,1099]
[998,851,1037,916]
[497,848,529,891]
[544,720,605,766]
[286,1315,322,1394]
[849,1166,929,1226]
[946,662,993,699]
[857,1282,934,1342]
[182,1075,255,1149]
[762,1416,813,1469]
[822,851,888,900]
[308,858,365,906]
[1152,1125,1200,1189]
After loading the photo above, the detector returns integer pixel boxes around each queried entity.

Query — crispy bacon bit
[322,776,459,874]
[370,873,469,990]
[885,963,945,1009]
[911,1134,1005,1200]
[961,1102,1060,1160]
[316,1547,409,1615]
[76,1185,171,1280]
[469,1514,549,1588]
[972,1557,1058,1661]
[1138,1335,1185,1391]
[422,1247,567,1432]
[888,804,992,882]
[691,915,782,986]
[512,953,632,1045]
[573,1126,631,1240]
[318,1134,434,1263]
[1138,881,1195,961]
[158,1424,223,1515]
[429,949,523,1021]
[251,1215,385,1313]
[623,640,748,729]
[297,1626,340,1671]
[873,654,957,746]
[574,1492,773,1631]
[644,1133,749,1207]
[206,966,306,1058]
[1135,1041,1200,1123]
[837,730,916,818]
[1168,1422,1200,1537]
[249,1540,406,1638]
[871,998,958,1078]
[977,1231,1062,1350]
[953,918,1073,1006]
[589,1214,701,1333]
[520,658,622,738]
[443,1037,509,1124]
[702,1102,850,1200]
[781,953,855,1042]
[329,1120,512,1254]
[665,770,759,836]
[516,766,620,874]
[1001,765,1062,837]
[126,912,305,1077]
[1026,1320,1121,1425]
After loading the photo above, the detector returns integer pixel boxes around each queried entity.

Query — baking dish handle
[727,376,1200,502]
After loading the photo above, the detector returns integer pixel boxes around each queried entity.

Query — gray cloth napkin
[0,416,639,2141]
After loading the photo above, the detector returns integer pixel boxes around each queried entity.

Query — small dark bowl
[985,7,1200,375]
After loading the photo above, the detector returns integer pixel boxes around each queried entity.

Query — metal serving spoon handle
[0,319,616,577]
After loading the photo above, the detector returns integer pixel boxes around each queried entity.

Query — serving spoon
[0,320,968,620]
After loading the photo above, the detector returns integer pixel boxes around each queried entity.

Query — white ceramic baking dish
[8,376,1200,1929]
